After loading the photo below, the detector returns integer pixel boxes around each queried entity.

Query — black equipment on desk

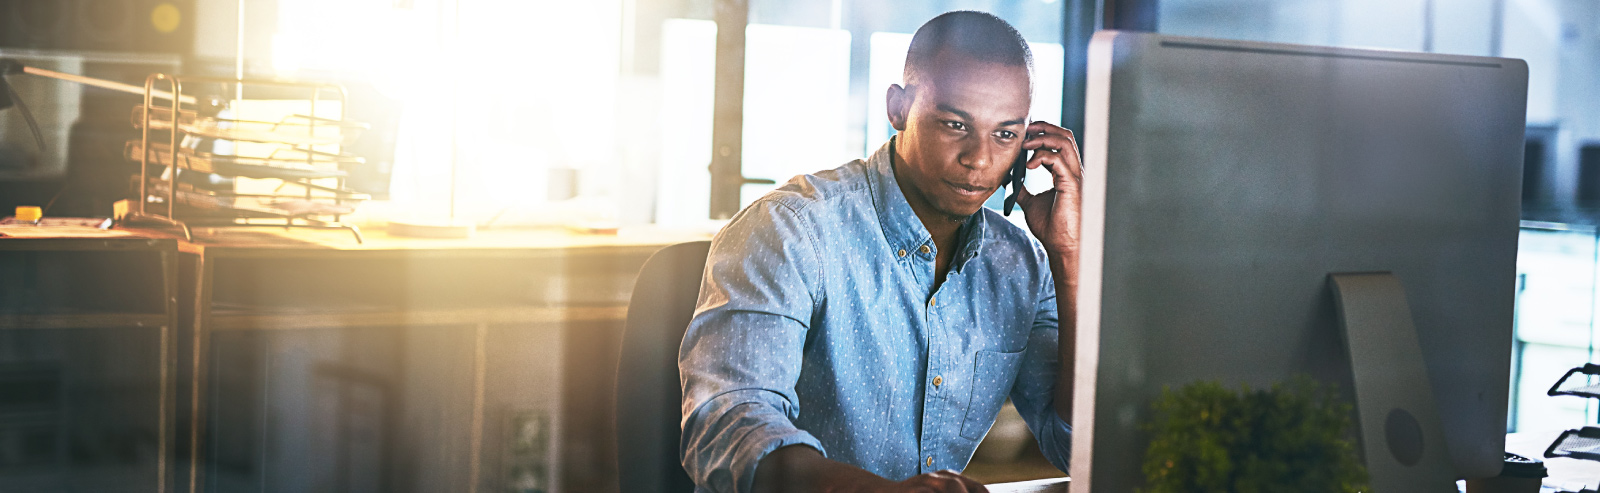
[1543,364,1600,465]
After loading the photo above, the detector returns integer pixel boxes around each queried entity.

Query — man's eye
[943,121,967,131]
[997,130,1017,140]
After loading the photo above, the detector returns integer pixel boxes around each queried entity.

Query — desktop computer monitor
[1069,31,1528,491]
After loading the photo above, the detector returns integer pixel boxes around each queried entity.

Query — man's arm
[679,200,829,493]
[1003,252,1074,472]
[1012,121,1084,461]
[1049,253,1076,423]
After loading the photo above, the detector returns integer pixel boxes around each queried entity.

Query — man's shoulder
[754,159,873,216]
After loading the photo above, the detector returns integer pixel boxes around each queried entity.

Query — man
[679,11,1083,493]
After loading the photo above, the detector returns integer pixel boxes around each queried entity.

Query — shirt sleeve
[1006,246,1073,473]
[679,199,827,493]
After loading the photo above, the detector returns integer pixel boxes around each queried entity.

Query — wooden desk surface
[195,225,706,250]
[5,224,711,255]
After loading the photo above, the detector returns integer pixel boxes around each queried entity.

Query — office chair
[616,240,710,493]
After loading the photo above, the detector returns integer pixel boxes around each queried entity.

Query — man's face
[888,50,1032,221]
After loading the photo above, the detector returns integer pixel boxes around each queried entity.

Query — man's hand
[887,470,990,493]
[1013,121,1084,257]
[754,445,989,493]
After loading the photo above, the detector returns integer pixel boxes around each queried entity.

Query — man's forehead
[917,51,1031,119]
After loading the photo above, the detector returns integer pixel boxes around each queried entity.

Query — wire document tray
[1544,427,1600,462]
[123,74,368,243]
[1548,363,1600,400]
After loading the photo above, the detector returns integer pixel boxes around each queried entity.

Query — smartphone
[1002,133,1031,216]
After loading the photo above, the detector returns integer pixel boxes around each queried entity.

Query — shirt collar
[956,212,988,269]
[866,137,988,265]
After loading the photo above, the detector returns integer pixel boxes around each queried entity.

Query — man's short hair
[903,11,1033,87]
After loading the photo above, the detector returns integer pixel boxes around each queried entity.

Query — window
[643,1,1072,224]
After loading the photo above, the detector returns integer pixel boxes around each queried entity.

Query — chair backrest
[616,241,711,493]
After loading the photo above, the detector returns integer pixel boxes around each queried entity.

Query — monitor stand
[1329,272,1460,492]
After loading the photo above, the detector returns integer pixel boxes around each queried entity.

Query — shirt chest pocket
[958,349,1025,440]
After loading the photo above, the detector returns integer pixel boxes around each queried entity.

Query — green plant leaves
[1139,376,1369,493]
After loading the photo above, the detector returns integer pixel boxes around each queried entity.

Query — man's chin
[932,200,986,220]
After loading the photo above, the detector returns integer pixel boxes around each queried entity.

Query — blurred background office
[0,0,1597,492]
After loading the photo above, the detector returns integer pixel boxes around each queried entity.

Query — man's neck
[890,147,965,256]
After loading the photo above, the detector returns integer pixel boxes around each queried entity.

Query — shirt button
[919,245,931,254]
[926,456,934,467]
[898,249,907,257]
[929,297,936,307]
[932,375,943,387]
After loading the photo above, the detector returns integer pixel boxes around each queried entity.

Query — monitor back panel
[1071,31,1528,491]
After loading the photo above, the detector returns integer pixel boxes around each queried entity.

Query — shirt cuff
[682,396,827,493]
[1036,408,1074,473]
[733,428,827,493]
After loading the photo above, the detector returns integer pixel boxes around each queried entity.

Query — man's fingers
[1022,123,1076,153]
[938,470,988,492]
[904,471,979,493]
[1022,127,1084,182]
[1026,147,1083,189]
[1024,120,1066,139]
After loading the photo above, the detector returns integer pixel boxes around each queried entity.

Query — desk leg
[187,255,212,493]
[160,248,178,493]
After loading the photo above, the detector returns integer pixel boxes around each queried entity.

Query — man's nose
[959,136,997,170]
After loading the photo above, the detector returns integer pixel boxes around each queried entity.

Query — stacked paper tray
[125,140,354,179]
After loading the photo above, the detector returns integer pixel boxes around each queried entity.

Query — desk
[5,226,707,493]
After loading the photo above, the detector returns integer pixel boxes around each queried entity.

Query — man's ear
[887,83,911,132]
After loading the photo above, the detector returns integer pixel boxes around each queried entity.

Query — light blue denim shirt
[678,139,1071,493]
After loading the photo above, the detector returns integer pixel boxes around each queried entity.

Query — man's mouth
[945,180,992,197]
